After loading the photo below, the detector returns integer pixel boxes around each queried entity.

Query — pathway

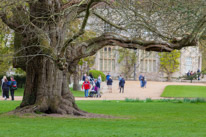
[0,81,205,101]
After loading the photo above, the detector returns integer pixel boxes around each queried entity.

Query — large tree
[0,0,205,115]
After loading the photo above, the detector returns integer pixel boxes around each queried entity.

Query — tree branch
[92,10,126,30]
[70,31,199,61]
[60,0,96,57]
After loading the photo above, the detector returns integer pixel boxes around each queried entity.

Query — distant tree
[0,22,13,75]
[159,50,181,81]
[118,48,137,79]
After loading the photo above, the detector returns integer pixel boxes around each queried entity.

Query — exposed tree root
[7,106,120,119]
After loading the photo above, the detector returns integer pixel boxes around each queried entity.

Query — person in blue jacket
[106,73,111,81]
[139,74,143,87]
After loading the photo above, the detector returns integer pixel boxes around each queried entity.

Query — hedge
[89,70,106,82]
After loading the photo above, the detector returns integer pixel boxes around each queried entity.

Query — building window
[99,47,115,72]
[185,57,192,72]
[139,51,157,73]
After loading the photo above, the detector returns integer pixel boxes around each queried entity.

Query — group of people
[1,76,17,100]
[106,73,126,93]
[82,73,102,98]
[82,72,149,97]
[186,69,201,80]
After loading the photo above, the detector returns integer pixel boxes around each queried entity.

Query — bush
[125,98,141,102]
[89,70,106,81]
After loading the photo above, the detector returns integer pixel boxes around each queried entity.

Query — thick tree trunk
[73,66,81,91]
[16,56,85,115]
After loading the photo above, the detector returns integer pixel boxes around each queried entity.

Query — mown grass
[1,101,206,137]
[0,88,84,97]
[161,85,206,98]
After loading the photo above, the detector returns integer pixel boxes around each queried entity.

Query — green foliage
[125,98,141,102]
[89,70,106,81]
[0,22,14,75]
[159,50,181,81]
[15,68,26,76]
[79,55,96,67]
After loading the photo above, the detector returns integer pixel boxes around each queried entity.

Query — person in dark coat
[94,79,101,98]
[107,77,113,93]
[89,73,94,80]
[10,76,17,101]
[118,75,122,89]
[82,73,87,81]
[197,69,201,80]
[119,78,125,93]
[2,78,9,100]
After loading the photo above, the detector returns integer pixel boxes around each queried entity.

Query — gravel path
[0,81,205,101]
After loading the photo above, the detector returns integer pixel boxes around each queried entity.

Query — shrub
[89,70,106,81]
[125,98,141,102]
[145,98,152,102]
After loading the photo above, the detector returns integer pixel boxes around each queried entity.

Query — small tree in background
[118,48,137,79]
[0,23,13,76]
[159,50,181,81]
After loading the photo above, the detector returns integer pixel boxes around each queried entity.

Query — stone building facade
[92,46,202,81]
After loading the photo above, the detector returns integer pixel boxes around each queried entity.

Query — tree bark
[73,66,81,91]
[16,56,85,115]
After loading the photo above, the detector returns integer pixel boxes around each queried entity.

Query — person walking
[197,69,201,80]
[89,73,94,81]
[98,75,102,83]
[1,76,6,98]
[106,73,110,82]
[119,77,125,93]
[118,75,122,89]
[10,76,17,101]
[107,77,113,93]
[2,77,10,100]
[82,78,90,98]
[94,79,101,98]
[141,75,147,88]
[139,74,143,87]
[82,73,87,81]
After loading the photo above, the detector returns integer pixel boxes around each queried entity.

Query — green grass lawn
[161,85,206,98]
[0,88,84,97]
[1,101,206,137]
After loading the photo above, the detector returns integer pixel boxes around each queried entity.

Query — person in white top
[98,75,102,83]
[1,76,7,97]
